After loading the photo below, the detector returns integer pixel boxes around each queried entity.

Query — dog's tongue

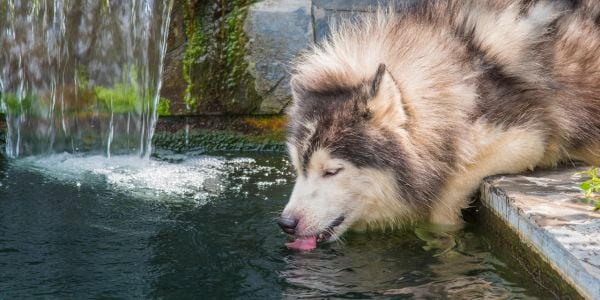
[285,236,317,251]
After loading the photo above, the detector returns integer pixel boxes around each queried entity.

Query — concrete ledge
[480,167,600,300]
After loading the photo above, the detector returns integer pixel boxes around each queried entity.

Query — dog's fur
[281,0,600,242]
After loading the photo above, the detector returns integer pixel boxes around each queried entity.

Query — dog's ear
[368,64,409,126]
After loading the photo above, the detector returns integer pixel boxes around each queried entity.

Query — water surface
[0,153,553,299]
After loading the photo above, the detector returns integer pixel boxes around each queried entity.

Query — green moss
[182,0,261,114]
[0,116,5,156]
[95,84,142,114]
[93,64,165,115]
[0,91,39,116]
[182,2,207,110]
[152,128,285,153]
[157,98,171,116]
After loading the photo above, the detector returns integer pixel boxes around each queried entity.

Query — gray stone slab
[312,0,418,42]
[481,167,600,300]
[245,0,313,114]
[312,0,418,11]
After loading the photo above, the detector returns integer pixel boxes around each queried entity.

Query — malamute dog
[278,0,600,250]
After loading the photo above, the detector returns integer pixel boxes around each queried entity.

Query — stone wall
[161,0,261,115]
[160,0,403,115]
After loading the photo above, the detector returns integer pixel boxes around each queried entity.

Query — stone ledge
[480,167,600,300]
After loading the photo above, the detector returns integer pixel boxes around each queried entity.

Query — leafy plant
[577,167,600,211]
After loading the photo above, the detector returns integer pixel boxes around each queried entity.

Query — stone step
[480,167,600,299]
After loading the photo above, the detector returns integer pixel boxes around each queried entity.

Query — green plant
[94,64,148,114]
[95,83,141,114]
[577,167,600,211]
[157,98,171,116]
[0,91,38,116]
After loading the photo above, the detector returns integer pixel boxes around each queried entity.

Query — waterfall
[0,0,172,158]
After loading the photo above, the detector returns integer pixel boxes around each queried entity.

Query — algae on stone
[153,129,285,153]
[157,98,172,116]
[182,0,261,114]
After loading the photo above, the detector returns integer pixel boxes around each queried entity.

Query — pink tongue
[285,236,317,251]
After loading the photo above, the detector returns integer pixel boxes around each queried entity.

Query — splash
[15,153,231,203]
[0,0,173,158]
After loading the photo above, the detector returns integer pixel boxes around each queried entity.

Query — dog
[278,0,600,250]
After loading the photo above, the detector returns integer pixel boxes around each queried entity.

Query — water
[0,0,172,158]
[0,152,555,299]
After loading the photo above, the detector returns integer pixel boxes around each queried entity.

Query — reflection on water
[0,153,551,299]
[280,230,531,299]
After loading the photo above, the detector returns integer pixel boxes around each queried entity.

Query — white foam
[13,153,238,203]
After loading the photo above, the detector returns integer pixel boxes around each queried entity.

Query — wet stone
[244,0,313,114]
[481,166,600,299]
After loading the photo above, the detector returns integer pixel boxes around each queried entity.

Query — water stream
[0,0,172,158]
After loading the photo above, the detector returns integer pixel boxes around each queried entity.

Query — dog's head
[279,64,424,250]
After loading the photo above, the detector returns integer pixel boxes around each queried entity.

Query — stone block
[245,0,313,114]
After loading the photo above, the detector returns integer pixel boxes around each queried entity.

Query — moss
[152,115,287,152]
[157,98,171,116]
[152,129,286,153]
[95,84,141,114]
[243,115,287,132]
[1,86,155,117]
[182,0,261,114]
[83,64,167,115]
[182,1,207,110]
[0,91,39,116]
[242,115,287,141]
[0,117,5,156]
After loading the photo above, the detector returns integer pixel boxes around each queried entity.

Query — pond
[0,152,553,299]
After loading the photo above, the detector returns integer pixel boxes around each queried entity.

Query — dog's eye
[324,168,343,177]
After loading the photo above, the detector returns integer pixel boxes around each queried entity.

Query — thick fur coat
[279,0,600,247]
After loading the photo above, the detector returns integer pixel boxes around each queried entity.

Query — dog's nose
[277,217,298,235]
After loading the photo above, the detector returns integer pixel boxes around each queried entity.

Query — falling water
[0,0,172,158]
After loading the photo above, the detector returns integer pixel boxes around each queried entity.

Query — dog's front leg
[429,124,547,225]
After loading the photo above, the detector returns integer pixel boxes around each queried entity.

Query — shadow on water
[0,152,554,299]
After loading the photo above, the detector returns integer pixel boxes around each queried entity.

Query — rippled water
[0,153,553,299]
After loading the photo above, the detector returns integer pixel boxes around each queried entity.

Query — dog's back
[551,0,600,165]
[422,0,600,166]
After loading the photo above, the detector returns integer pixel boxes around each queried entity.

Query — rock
[160,0,419,116]
[312,0,418,41]
[313,0,378,41]
[244,0,313,114]
[481,167,600,299]
[160,1,187,114]
[161,46,186,114]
